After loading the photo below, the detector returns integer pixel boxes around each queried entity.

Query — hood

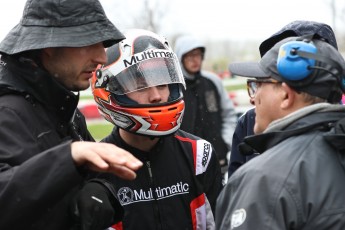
[174,35,205,80]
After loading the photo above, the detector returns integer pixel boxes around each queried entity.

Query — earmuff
[276,36,345,91]
[277,35,345,90]
[277,40,317,81]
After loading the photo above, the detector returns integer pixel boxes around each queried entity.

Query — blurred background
[1,0,345,139]
[1,0,345,70]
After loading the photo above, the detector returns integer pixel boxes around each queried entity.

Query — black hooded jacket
[0,55,93,229]
[181,72,233,170]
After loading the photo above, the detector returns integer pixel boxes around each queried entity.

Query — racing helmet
[91,29,186,137]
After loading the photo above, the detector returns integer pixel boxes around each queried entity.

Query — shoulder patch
[231,209,246,229]
[195,139,212,175]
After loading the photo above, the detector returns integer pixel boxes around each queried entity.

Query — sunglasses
[246,79,281,98]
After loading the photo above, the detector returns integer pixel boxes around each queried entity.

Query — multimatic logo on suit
[117,182,190,206]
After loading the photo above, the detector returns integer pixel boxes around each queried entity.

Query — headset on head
[276,34,345,91]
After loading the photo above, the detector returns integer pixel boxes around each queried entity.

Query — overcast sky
[0,0,344,43]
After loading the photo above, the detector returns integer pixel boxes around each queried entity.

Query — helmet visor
[101,54,185,95]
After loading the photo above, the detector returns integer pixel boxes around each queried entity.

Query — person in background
[0,0,143,229]
[91,29,223,229]
[174,35,237,180]
[228,20,339,178]
[216,33,345,229]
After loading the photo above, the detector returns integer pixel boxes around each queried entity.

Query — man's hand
[71,141,142,180]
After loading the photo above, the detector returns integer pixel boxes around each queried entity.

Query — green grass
[80,95,94,100]
[87,122,114,141]
[225,84,246,91]
[223,77,247,92]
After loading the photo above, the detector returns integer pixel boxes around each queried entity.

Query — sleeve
[215,168,300,229]
[201,71,237,150]
[228,108,256,178]
[218,81,237,150]
[203,145,223,214]
[0,106,83,228]
[228,120,246,178]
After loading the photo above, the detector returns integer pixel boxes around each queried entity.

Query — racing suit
[216,103,345,229]
[99,127,223,230]
[0,55,93,229]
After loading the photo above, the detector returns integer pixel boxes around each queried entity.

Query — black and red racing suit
[99,128,222,230]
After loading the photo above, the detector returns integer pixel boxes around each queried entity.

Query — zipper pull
[146,161,153,183]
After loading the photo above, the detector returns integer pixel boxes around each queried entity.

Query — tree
[101,0,170,34]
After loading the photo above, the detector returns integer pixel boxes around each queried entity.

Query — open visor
[100,55,186,95]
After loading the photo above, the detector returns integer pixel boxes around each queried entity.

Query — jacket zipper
[146,160,163,230]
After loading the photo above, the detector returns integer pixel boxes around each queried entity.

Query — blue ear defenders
[277,38,345,92]
[277,41,317,81]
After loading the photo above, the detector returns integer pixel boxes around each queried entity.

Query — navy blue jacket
[228,108,257,178]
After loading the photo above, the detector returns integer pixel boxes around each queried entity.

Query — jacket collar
[240,105,345,155]
[0,55,79,122]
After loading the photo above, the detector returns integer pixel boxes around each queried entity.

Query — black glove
[72,180,124,230]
